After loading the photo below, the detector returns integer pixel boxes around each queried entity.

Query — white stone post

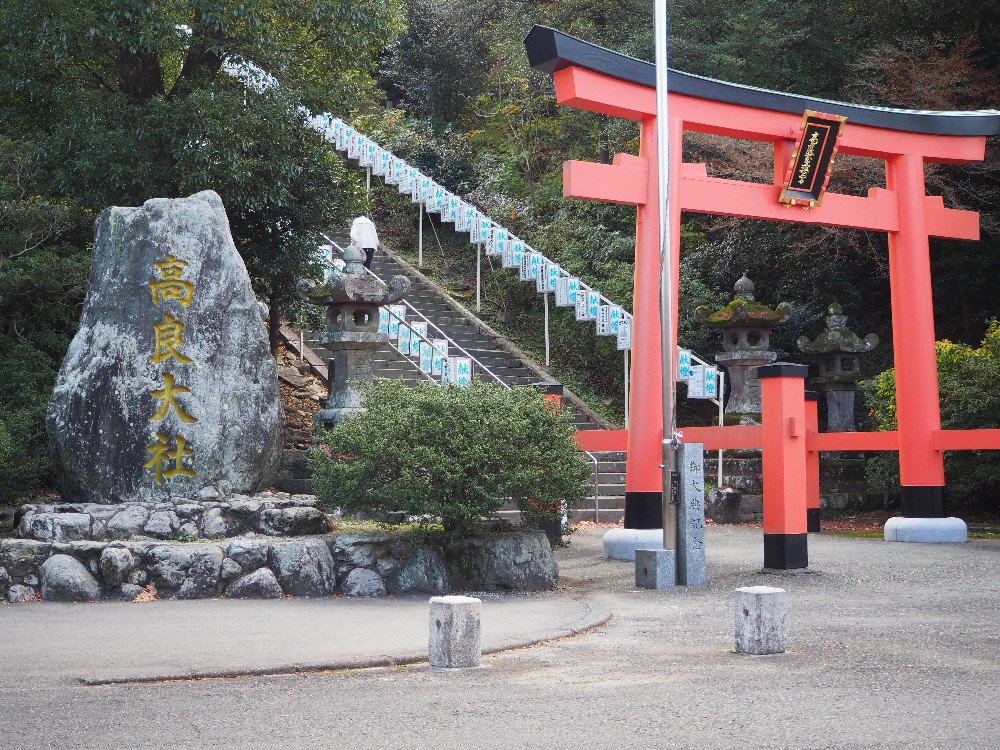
[429,595,482,668]
[735,586,786,655]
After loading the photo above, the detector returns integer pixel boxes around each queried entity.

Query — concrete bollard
[429,595,482,668]
[735,586,786,655]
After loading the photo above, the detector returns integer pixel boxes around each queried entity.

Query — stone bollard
[429,595,482,668]
[735,586,786,655]
[635,549,676,589]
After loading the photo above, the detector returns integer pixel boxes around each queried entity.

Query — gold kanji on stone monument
[150,253,195,307]
[144,433,197,481]
[146,249,199,482]
[149,312,193,365]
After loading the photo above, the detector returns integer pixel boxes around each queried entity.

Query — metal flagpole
[624,349,630,428]
[418,203,424,267]
[654,0,679,553]
[718,369,725,488]
[476,243,482,312]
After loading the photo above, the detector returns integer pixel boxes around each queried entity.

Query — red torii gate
[525,26,1000,545]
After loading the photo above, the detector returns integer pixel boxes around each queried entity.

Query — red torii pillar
[526,25,994,529]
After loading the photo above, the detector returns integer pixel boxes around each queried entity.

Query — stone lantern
[297,243,409,430]
[695,273,792,419]
[797,303,879,432]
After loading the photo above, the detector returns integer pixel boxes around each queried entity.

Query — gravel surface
[3,525,998,749]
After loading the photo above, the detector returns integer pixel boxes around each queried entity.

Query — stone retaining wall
[15,493,329,543]
[0,530,557,603]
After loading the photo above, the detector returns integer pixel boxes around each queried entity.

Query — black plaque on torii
[779,110,847,209]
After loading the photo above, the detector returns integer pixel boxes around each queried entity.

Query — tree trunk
[268,296,282,355]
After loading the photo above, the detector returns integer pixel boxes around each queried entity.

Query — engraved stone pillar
[677,442,706,586]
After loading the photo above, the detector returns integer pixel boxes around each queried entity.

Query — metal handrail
[312,116,634,324]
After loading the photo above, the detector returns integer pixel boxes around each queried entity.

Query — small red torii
[525,26,1000,547]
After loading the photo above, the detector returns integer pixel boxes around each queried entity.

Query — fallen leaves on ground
[132,584,158,603]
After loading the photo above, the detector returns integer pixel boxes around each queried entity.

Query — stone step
[599,476,625,487]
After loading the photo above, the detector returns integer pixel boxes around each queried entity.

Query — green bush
[309,379,592,536]
[860,321,1000,513]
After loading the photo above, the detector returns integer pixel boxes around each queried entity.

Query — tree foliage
[0,138,91,502]
[0,0,402,347]
[309,379,592,536]
[363,0,998,430]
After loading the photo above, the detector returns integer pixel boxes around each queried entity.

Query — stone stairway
[292,238,626,522]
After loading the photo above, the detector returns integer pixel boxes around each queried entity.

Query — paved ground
[2,525,998,749]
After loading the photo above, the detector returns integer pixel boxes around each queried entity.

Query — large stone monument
[46,190,283,504]
[297,242,408,430]
[797,303,879,432]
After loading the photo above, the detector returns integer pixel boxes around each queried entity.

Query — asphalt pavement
[2,524,998,749]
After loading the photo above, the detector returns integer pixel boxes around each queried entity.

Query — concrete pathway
[2,591,609,686]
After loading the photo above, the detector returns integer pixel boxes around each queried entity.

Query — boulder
[342,567,387,598]
[52,540,105,558]
[146,543,224,598]
[7,584,39,603]
[330,534,394,569]
[99,547,136,588]
[198,486,220,501]
[46,190,283,504]
[201,507,245,538]
[113,584,145,601]
[127,568,148,586]
[106,506,150,539]
[446,531,557,592]
[174,503,203,519]
[224,538,269,572]
[271,539,336,596]
[258,507,329,536]
[0,539,52,577]
[17,512,91,543]
[220,557,243,582]
[40,554,103,602]
[225,567,283,599]
[228,497,263,516]
[144,510,179,538]
[387,546,449,596]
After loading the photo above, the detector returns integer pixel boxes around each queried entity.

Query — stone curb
[76,595,613,686]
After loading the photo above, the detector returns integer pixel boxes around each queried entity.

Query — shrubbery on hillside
[861,322,1000,512]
